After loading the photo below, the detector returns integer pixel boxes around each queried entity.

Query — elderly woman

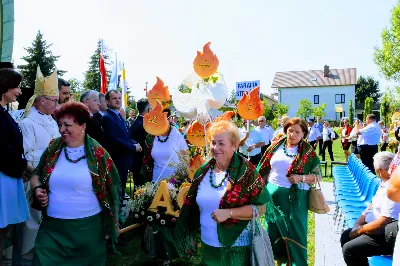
[341,151,399,266]
[388,164,400,266]
[341,118,352,162]
[0,68,34,261]
[257,117,322,265]
[30,102,121,266]
[176,120,278,265]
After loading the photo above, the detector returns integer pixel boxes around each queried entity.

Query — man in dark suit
[93,93,107,124]
[80,90,105,146]
[101,90,142,201]
[130,98,151,187]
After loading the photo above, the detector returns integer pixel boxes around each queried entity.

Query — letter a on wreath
[149,180,175,216]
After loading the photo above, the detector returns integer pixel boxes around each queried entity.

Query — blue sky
[13,0,399,100]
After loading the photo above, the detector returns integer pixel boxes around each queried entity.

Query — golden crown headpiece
[23,66,59,118]
[34,66,59,97]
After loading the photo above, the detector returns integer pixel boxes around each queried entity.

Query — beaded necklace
[63,145,86,163]
[157,124,172,143]
[282,143,298,158]
[209,160,230,188]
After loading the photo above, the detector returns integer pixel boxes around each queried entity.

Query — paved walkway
[315,182,346,266]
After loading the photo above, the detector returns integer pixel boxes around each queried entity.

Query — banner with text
[236,80,260,100]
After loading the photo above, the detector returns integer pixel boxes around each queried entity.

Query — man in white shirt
[256,116,274,155]
[341,152,399,266]
[356,114,381,174]
[239,119,265,166]
[307,118,321,150]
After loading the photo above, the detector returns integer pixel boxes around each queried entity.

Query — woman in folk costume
[257,117,322,266]
[141,106,189,265]
[0,66,34,262]
[175,121,281,266]
[19,66,61,259]
[30,102,121,266]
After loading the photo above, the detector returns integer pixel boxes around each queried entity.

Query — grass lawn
[109,138,350,265]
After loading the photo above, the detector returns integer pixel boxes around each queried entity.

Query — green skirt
[201,242,250,266]
[266,183,309,266]
[33,213,106,266]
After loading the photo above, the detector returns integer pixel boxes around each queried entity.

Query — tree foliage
[380,93,391,126]
[274,103,289,119]
[296,98,313,120]
[227,89,237,104]
[374,2,400,82]
[68,78,83,101]
[312,103,327,118]
[355,76,381,104]
[262,101,275,121]
[349,99,355,125]
[363,97,373,121]
[83,40,110,91]
[18,31,66,90]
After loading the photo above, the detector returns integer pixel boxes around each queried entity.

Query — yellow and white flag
[121,65,128,110]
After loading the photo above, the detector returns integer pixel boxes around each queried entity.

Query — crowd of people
[0,61,399,266]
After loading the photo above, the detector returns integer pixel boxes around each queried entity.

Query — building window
[314,95,319,104]
[335,94,345,104]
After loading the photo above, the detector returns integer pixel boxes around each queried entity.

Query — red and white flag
[99,39,108,94]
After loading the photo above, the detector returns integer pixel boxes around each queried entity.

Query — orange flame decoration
[189,154,205,180]
[237,86,264,121]
[215,111,235,122]
[143,100,169,136]
[147,77,170,109]
[193,42,219,78]
[187,120,212,147]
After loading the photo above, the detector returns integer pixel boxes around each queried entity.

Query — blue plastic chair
[368,256,393,266]
[337,178,381,209]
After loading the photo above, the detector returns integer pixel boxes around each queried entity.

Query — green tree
[68,78,83,102]
[380,93,391,125]
[274,103,289,119]
[262,101,275,121]
[374,2,400,82]
[83,40,110,91]
[228,89,237,104]
[296,98,313,120]
[18,31,66,90]
[363,97,373,121]
[312,103,327,118]
[355,76,381,104]
[349,99,355,125]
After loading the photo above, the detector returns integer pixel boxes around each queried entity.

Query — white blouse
[151,127,188,182]
[196,169,250,247]
[268,145,310,190]
[47,145,101,219]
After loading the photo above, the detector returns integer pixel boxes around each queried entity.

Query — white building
[271,66,357,121]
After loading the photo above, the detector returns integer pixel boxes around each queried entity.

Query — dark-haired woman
[30,102,121,266]
[0,68,34,261]
[258,117,322,265]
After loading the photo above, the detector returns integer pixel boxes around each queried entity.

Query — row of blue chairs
[332,153,392,265]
